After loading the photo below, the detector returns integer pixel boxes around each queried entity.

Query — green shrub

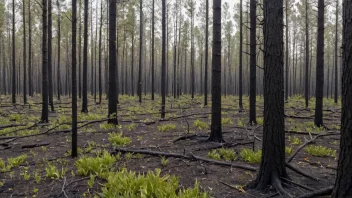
[240,149,262,164]
[285,147,293,156]
[100,168,208,198]
[222,118,233,126]
[108,133,132,147]
[75,150,116,177]
[157,123,177,132]
[256,117,264,125]
[207,150,221,161]
[218,148,237,161]
[304,145,336,157]
[289,136,302,145]
[193,119,209,130]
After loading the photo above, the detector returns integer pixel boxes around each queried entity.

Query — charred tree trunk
[138,0,143,103]
[249,0,289,194]
[208,0,223,143]
[28,0,32,97]
[79,0,82,99]
[82,0,89,113]
[334,0,339,104]
[285,0,289,101]
[108,0,118,125]
[71,0,78,158]
[305,0,309,108]
[41,0,49,123]
[204,0,209,106]
[249,0,257,124]
[151,0,155,100]
[239,0,243,110]
[23,0,27,104]
[314,0,324,127]
[161,0,166,119]
[48,0,54,112]
[12,0,15,104]
[98,0,103,104]
[57,0,61,100]
[332,0,352,195]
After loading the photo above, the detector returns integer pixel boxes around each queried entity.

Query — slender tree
[208,0,223,143]
[138,0,143,103]
[28,0,32,97]
[305,0,309,108]
[98,0,103,104]
[239,0,243,110]
[41,0,49,123]
[314,0,325,127]
[57,0,61,100]
[332,0,352,195]
[82,0,88,113]
[12,0,15,104]
[249,0,289,195]
[334,0,339,104]
[108,0,118,125]
[71,0,78,158]
[23,0,27,104]
[285,0,289,101]
[204,0,209,106]
[48,0,54,111]
[161,0,166,119]
[249,0,256,124]
[151,0,155,100]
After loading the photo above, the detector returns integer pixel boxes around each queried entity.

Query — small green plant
[207,150,221,160]
[23,171,30,180]
[100,123,119,130]
[218,148,237,161]
[237,118,245,127]
[75,150,116,176]
[240,149,262,164]
[157,123,177,132]
[88,175,96,188]
[34,171,41,183]
[305,145,336,157]
[289,136,302,145]
[7,154,27,169]
[41,146,47,152]
[9,113,23,122]
[256,117,264,125]
[161,156,169,167]
[45,163,61,179]
[125,124,136,131]
[285,147,293,156]
[222,118,233,126]
[125,152,133,161]
[193,119,209,130]
[108,133,131,147]
[0,158,5,170]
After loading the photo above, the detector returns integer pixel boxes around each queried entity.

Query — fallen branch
[285,162,319,181]
[297,186,333,198]
[280,177,314,191]
[287,132,340,163]
[0,124,27,130]
[112,147,257,171]
[22,142,50,149]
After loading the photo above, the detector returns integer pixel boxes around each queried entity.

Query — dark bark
[79,0,82,99]
[249,0,256,124]
[161,0,166,119]
[334,0,339,104]
[249,0,289,192]
[208,0,223,143]
[12,0,15,104]
[314,0,325,127]
[108,0,118,125]
[191,1,195,99]
[151,0,155,100]
[57,0,61,101]
[28,0,32,97]
[71,0,78,158]
[305,0,309,108]
[332,0,352,196]
[239,0,243,110]
[41,0,49,123]
[98,0,103,104]
[23,0,27,104]
[82,0,88,113]
[138,0,143,103]
[131,27,135,96]
[48,0,54,112]
[285,0,289,101]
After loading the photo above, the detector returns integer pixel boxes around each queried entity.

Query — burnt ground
[0,94,341,197]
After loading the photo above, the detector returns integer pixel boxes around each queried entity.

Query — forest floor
[0,94,341,198]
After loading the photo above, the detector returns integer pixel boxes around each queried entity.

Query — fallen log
[297,186,333,198]
[22,142,50,149]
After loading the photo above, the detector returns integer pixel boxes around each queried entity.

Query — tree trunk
[161,0,166,119]
[23,0,27,104]
[138,0,143,103]
[249,0,256,124]
[249,0,289,193]
[239,0,243,110]
[82,0,89,113]
[79,0,82,99]
[41,0,49,123]
[28,0,32,97]
[334,0,339,104]
[98,0,103,104]
[305,0,309,108]
[48,0,54,111]
[57,0,61,100]
[108,0,118,125]
[12,0,15,104]
[332,0,352,195]
[285,0,289,101]
[71,0,78,158]
[314,0,324,127]
[204,0,209,106]
[151,0,155,100]
[208,0,223,143]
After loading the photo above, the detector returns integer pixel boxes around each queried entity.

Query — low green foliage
[45,163,65,179]
[237,118,245,127]
[108,133,132,147]
[256,117,264,125]
[161,156,168,167]
[100,168,208,198]
[221,118,233,126]
[100,123,119,130]
[304,145,336,157]
[207,148,237,161]
[289,136,302,145]
[9,113,24,123]
[157,123,177,132]
[7,154,27,170]
[285,147,293,156]
[193,119,209,130]
[240,149,262,164]
[125,123,137,131]
[207,150,221,161]
[75,150,116,177]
